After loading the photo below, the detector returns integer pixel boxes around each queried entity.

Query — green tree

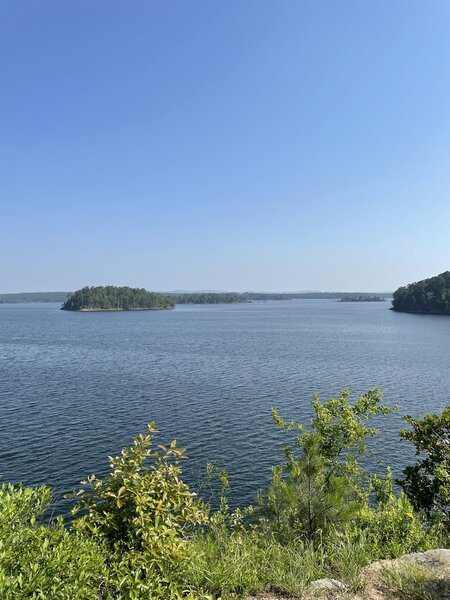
[258,436,358,542]
[258,388,396,542]
[398,406,450,528]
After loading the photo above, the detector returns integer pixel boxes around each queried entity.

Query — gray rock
[309,577,347,591]
[399,548,450,568]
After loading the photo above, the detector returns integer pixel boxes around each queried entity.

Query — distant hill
[61,286,174,311]
[0,291,69,303]
[392,271,450,315]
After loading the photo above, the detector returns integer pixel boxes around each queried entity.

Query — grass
[178,526,381,599]
[380,562,446,600]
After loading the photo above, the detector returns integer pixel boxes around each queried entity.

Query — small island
[339,295,385,302]
[61,286,175,311]
[391,271,450,315]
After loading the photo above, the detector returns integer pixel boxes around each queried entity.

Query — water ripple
[1,300,449,515]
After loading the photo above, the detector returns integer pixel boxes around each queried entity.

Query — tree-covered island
[340,295,385,302]
[392,271,450,315]
[61,286,175,311]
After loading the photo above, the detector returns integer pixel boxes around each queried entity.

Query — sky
[1,1,450,293]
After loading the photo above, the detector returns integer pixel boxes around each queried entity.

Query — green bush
[352,493,434,559]
[257,436,358,543]
[398,406,450,531]
[70,422,208,597]
[259,388,395,542]
[0,484,107,599]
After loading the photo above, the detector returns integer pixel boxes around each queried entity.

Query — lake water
[1,300,449,515]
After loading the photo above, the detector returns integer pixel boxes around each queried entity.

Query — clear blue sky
[1,1,449,292]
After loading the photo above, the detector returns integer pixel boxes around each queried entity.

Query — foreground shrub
[70,422,208,597]
[351,493,437,559]
[259,388,395,543]
[0,483,107,599]
[257,436,358,543]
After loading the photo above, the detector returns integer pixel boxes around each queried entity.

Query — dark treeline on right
[392,271,450,315]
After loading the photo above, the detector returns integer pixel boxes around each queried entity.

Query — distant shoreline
[0,290,394,305]
[74,307,174,312]
[390,307,449,316]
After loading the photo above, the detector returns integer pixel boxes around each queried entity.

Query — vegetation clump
[0,389,448,599]
[398,406,450,528]
[169,292,250,304]
[340,295,384,302]
[61,286,175,311]
[392,271,450,315]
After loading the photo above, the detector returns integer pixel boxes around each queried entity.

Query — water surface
[1,300,449,513]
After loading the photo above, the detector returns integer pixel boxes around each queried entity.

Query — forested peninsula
[392,271,450,315]
[61,286,174,311]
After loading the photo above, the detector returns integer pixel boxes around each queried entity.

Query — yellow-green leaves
[69,423,208,596]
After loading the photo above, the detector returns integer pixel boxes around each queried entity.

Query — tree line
[168,292,250,304]
[0,291,68,303]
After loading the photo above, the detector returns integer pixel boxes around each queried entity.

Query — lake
[1,300,449,514]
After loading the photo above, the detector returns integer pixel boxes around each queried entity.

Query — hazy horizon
[1,286,395,296]
[2,2,449,292]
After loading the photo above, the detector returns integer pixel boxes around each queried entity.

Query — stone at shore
[398,548,450,568]
[309,578,347,592]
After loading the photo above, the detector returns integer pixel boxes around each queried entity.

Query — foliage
[398,406,450,529]
[340,295,384,302]
[272,387,395,479]
[258,436,358,543]
[392,271,450,315]
[70,422,208,595]
[259,388,395,542]
[61,286,174,311]
[169,292,250,304]
[0,484,107,599]
[351,469,439,559]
